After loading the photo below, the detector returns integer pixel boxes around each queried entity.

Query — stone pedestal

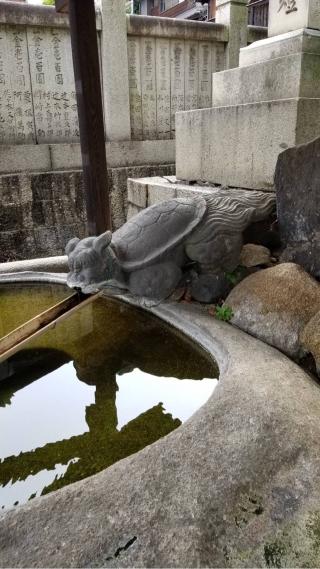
[176,0,320,190]
[101,0,131,141]
[215,0,248,68]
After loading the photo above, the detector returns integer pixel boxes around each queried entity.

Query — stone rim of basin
[1,272,320,568]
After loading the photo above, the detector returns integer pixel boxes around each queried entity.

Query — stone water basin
[0,284,218,511]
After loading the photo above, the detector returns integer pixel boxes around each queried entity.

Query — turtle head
[65,231,116,293]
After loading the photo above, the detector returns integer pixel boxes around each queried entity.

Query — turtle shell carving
[112,197,207,272]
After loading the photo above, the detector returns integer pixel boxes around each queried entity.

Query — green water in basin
[0,285,218,511]
[0,284,71,338]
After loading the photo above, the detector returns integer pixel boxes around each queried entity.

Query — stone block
[50,143,82,171]
[240,28,320,67]
[126,178,219,219]
[175,186,212,199]
[0,174,23,204]
[268,0,320,37]
[0,144,51,175]
[127,204,142,220]
[0,204,23,231]
[101,0,131,141]
[127,178,148,208]
[0,139,176,176]
[215,0,248,68]
[147,182,176,206]
[27,26,80,145]
[0,26,35,145]
[109,166,173,229]
[106,140,176,168]
[211,52,320,107]
[275,136,320,278]
[176,98,320,189]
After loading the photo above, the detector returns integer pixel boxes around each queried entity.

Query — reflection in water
[0,284,71,339]
[0,291,218,511]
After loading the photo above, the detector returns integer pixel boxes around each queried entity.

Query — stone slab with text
[28,27,80,144]
[0,25,35,145]
[268,0,320,37]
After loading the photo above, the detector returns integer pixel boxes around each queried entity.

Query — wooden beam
[0,292,101,364]
[55,0,111,235]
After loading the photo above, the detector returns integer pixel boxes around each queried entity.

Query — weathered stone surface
[225,263,320,357]
[268,0,320,38]
[275,136,320,278]
[101,0,131,142]
[2,298,320,567]
[0,171,87,262]
[301,311,320,374]
[176,98,320,190]
[211,52,320,107]
[109,164,175,230]
[0,164,175,262]
[0,256,68,274]
[66,189,275,300]
[240,243,271,267]
[239,28,320,68]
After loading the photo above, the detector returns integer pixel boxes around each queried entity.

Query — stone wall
[0,0,266,260]
[0,163,174,262]
[126,16,227,139]
[0,3,84,146]
[0,1,267,150]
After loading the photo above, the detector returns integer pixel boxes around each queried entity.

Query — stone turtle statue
[66,188,275,303]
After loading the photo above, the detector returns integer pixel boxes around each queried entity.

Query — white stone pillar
[215,0,248,69]
[101,0,131,141]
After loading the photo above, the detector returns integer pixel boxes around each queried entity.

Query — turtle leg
[128,262,182,302]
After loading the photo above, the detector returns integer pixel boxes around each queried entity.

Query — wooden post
[55,0,111,234]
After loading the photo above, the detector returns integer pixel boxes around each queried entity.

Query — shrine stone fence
[0,0,267,261]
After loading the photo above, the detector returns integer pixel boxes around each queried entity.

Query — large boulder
[301,311,320,374]
[225,263,320,358]
[275,136,320,278]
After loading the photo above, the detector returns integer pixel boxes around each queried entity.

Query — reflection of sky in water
[0,363,94,459]
[0,362,217,510]
[116,369,217,430]
[0,459,79,511]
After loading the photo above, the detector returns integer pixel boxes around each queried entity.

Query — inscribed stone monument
[176,0,320,189]
[268,0,320,36]
[0,25,35,144]
[28,27,80,144]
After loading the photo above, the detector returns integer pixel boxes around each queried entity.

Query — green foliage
[42,0,55,5]
[215,305,233,322]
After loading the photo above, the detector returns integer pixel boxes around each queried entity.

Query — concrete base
[239,27,320,67]
[127,175,219,219]
[176,98,320,190]
[0,139,175,176]
[176,26,320,189]
[211,52,320,107]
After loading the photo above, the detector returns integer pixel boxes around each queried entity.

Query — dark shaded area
[275,136,320,279]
